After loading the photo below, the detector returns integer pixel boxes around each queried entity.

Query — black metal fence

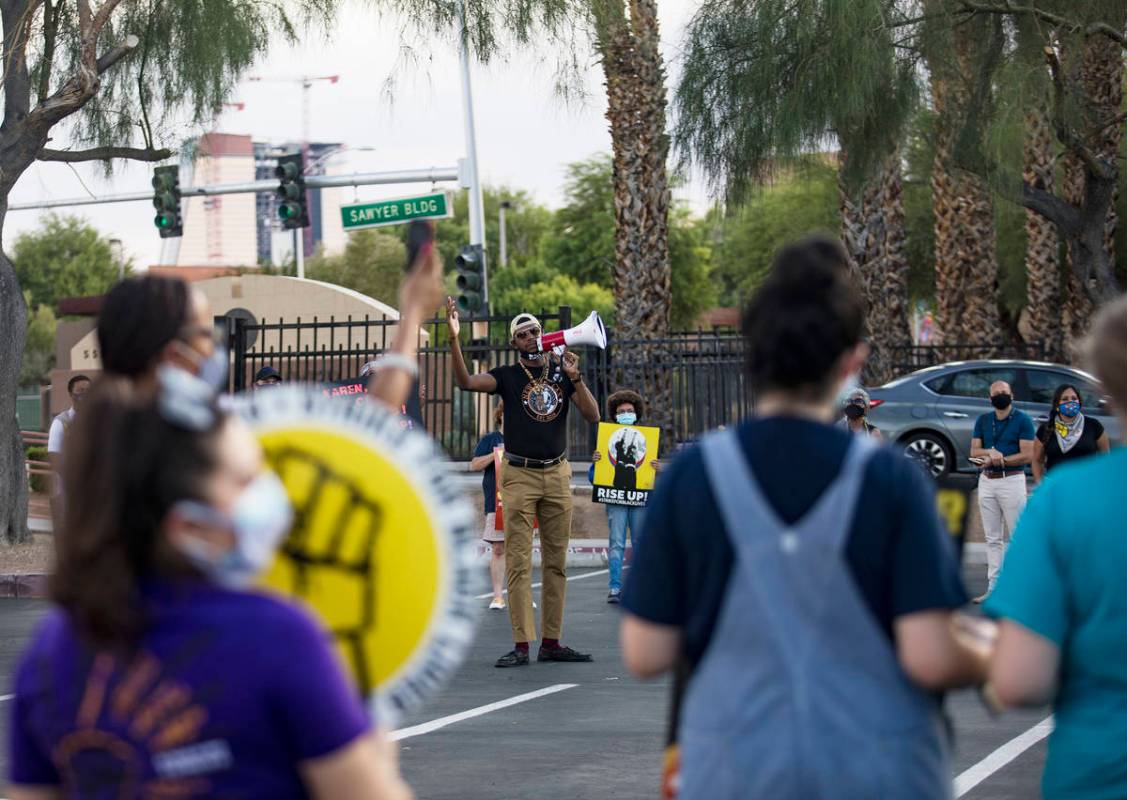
[885,343,1048,377]
[220,308,749,460]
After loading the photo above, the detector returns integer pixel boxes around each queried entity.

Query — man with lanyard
[447,299,601,667]
[970,379,1035,603]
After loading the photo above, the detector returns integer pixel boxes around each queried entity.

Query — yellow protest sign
[592,421,661,506]
[235,387,479,725]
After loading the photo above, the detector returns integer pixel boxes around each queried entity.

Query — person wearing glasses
[96,275,228,391]
[447,299,601,668]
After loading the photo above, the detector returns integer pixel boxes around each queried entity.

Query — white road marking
[475,568,609,600]
[955,716,1053,797]
[391,683,577,741]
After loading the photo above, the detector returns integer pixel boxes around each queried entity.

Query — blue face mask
[176,340,230,392]
[172,471,293,589]
[616,412,637,426]
[1059,401,1081,418]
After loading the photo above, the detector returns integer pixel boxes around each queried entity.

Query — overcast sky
[4,0,709,268]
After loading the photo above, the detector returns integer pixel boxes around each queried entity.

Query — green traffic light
[154,213,173,229]
[457,293,482,312]
[279,202,299,220]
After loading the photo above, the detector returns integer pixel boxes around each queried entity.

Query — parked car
[867,360,1119,478]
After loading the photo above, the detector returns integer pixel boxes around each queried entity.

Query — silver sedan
[866,360,1119,478]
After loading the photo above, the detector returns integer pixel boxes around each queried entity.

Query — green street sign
[341,191,453,231]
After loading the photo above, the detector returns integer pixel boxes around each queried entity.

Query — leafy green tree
[542,154,714,327]
[306,229,406,306]
[491,264,615,324]
[706,161,840,306]
[406,186,553,278]
[12,214,125,311]
[0,0,344,545]
[19,294,56,386]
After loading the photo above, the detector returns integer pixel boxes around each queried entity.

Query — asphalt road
[0,567,1049,799]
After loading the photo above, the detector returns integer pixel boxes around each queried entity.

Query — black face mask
[843,403,865,419]
[990,393,1013,410]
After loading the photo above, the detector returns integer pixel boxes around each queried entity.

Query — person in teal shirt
[985,295,1127,800]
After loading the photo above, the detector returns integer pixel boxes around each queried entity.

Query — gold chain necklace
[518,357,549,385]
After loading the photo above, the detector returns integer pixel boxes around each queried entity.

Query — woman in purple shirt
[5,375,412,800]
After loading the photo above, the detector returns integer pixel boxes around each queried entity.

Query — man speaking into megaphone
[447,298,601,668]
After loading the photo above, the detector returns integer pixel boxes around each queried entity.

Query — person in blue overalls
[619,236,991,800]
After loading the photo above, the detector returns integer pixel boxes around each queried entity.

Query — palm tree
[1062,30,1123,358]
[595,0,674,437]
[839,151,911,385]
[674,0,918,384]
[924,3,1003,347]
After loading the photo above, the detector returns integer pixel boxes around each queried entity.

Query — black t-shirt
[1037,416,1105,472]
[473,431,505,514]
[621,417,968,668]
[488,361,575,460]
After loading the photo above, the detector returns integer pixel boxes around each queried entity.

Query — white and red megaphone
[538,311,608,352]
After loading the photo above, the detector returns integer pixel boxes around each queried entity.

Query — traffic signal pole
[6,167,461,212]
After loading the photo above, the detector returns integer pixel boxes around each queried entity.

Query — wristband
[369,353,420,378]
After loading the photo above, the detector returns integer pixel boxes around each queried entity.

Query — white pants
[978,473,1028,590]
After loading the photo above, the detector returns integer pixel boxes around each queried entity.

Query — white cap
[509,313,541,339]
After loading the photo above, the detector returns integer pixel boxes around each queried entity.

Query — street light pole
[458,0,488,310]
[498,201,512,268]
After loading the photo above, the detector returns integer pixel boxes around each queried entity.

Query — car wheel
[901,432,953,479]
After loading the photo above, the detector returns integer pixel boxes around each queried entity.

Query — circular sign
[234,386,480,725]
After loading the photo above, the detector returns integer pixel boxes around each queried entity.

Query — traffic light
[455,244,486,312]
[275,153,309,229]
[151,166,182,238]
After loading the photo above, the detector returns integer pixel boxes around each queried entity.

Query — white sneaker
[488,598,506,610]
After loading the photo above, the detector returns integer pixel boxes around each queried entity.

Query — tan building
[178,133,259,267]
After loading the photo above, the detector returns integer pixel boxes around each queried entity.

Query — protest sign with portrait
[591,421,661,507]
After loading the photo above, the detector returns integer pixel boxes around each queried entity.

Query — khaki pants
[500,460,572,643]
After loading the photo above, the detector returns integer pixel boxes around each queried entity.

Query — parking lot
[1,567,1049,799]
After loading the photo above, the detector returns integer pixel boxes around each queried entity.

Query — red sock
[515,642,529,654]
[542,638,559,649]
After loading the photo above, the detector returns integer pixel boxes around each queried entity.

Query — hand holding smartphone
[405,220,436,271]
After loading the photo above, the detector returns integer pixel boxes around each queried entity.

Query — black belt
[983,469,1024,479]
[504,453,566,469]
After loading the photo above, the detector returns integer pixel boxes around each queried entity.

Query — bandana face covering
[1054,412,1086,454]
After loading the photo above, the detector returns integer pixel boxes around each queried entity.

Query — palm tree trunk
[840,151,912,385]
[1063,32,1123,359]
[928,10,1003,349]
[600,0,674,443]
[1022,102,1063,362]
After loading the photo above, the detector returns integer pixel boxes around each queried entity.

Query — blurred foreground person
[3,241,449,800]
[986,296,1127,800]
[98,275,226,389]
[5,377,411,800]
[621,237,988,800]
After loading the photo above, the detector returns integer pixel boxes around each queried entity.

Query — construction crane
[247,75,340,268]
[247,74,340,149]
